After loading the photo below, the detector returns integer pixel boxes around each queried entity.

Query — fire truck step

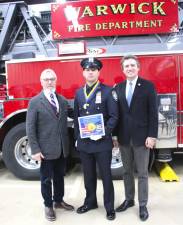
[155,162,179,182]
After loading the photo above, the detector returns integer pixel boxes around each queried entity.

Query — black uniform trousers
[80,150,114,212]
[40,155,65,207]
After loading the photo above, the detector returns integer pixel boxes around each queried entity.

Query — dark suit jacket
[26,91,70,159]
[114,77,158,146]
[74,83,118,153]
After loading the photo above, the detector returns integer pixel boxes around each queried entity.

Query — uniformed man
[74,57,118,220]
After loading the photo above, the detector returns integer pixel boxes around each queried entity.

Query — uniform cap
[80,57,103,70]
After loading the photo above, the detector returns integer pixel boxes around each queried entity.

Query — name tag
[95,91,101,104]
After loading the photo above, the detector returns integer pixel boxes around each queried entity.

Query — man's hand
[90,135,102,141]
[32,152,44,161]
[145,137,156,149]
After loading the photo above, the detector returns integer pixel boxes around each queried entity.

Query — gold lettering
[96,5,108,15]
[110,4,127,14]
[157,19,163,26]
[138,3,150,14]
[150,20,157,27]
[79,2,166,18]
[143,20,149,27]
[68,25,74,32]
[68,24,91,32]
[102,23,108,29]
[81,6,94,17]
[121,22,128,28]
[93,20,163,31]
[130,3,135,14]
[114,22,121,29]
[70,20,163,32]
[77,25,85,32]
[149,20,162,28]
[136,21,143,28]
[108,22,115,29]
[85,24,91,31]
[95,23,102,30]
[152,2,166,15]
[129,21,135,28]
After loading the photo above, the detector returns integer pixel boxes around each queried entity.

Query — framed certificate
[78,113,105,139]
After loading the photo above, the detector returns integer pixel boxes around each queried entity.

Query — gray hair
[40,68,57,81]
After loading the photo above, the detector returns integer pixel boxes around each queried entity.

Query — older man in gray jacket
[26,68,74,221]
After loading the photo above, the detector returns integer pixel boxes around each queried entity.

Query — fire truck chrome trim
[0,102,4,119]
[14,136,40,170]
[4,51,183,65]
[0,109,27,129]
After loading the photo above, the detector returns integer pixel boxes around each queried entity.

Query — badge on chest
[83,103,89,110]
[95,91,101,104]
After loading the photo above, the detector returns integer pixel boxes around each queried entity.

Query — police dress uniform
[74,58,118,215]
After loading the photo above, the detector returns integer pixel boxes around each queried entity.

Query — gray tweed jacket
[26,91,70,159]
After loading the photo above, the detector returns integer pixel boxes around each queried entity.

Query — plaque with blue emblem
[78,113,105,139]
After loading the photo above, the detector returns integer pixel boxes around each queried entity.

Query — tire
[97,147,124,180]
[111,147,124,180]
[2,122,40,180]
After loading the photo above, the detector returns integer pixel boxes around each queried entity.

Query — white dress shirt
[125,76,138,99]
[43,90,59,113]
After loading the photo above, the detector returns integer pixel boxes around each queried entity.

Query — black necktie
[86,82,97,95]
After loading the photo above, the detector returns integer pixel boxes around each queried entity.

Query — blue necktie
[127,82,133,106]
[50,93,58,115]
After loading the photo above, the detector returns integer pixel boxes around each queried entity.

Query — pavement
[0,155,183,225]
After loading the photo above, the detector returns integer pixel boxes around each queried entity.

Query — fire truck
[0,0,182,180]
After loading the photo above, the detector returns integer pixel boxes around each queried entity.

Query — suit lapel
[119,78,143,109]
[120,81,129,109]
[57,95,65,120]
[40,92,58,119]
[130,77,142,107]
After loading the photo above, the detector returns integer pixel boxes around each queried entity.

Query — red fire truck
[0,0,182,180]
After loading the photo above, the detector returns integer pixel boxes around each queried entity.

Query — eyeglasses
[42,78,56,82]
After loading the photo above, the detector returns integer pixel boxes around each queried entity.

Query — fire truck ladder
[0,1,53,59]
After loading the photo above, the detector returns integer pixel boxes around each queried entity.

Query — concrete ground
[0,155,183,225]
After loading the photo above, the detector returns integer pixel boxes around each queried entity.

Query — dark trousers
[120,143,150,206]
[40,155,65,207]
[80,150,114,212]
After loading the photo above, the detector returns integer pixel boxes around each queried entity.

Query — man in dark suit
[74,57,118,220]
[114,55,158,221]
[26,68,74,221]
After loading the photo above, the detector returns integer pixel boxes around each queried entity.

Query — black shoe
[106,210,116,220]
[54,201,74,211]
[76,205,98,214]
[45,207,56,221]
[115,200,135,212]
[139,206,149,221]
